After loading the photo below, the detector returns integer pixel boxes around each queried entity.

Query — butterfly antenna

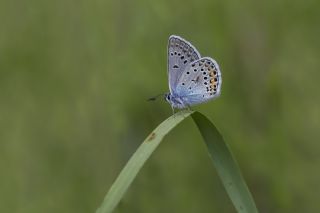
[147,93,166,101]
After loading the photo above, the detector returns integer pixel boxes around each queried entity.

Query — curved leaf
[96,111,258,213]
[192,112,258,213]
[96,110,193,213]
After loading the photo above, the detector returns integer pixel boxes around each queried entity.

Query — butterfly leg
[171,105,175,115]
[186,105,193,112]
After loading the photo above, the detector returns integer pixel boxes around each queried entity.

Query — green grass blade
[96,110,258,213]
[96,110,194,213]
[191,112,258,213]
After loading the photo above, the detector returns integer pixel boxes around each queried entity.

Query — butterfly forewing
[167,35,201,94]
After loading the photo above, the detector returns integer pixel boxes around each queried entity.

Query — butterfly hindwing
[175,57,222,105]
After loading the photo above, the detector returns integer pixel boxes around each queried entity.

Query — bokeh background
[1,0,319,212]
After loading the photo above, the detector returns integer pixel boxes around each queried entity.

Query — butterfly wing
[174,57,222,106]
[168,35,201,94]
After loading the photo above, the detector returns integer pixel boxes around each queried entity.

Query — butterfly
[164,35,222,110]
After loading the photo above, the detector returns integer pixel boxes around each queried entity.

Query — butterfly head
[164,93,171,103]
[164,93,187,109]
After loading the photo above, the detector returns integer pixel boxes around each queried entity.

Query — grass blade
[96,110,193,213]
[96,110,258,213]
[191,112,258,213]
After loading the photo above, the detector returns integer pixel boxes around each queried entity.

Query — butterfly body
[164,93,188,109]
[165,35,222,109]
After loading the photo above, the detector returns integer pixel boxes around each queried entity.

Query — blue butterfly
[164,35,222,110]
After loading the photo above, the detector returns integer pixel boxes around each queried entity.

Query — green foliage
[96,111,193,213]
[192,112,258,213]
[96,111,258,213]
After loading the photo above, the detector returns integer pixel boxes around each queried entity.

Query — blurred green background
[1,0,319,212]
